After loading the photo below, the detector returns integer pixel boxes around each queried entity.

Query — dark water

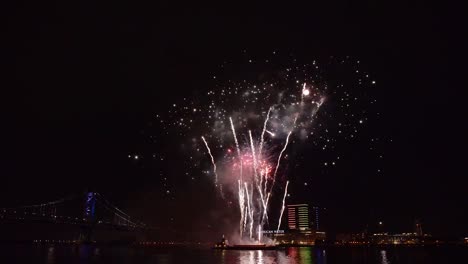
[1,244,467,263]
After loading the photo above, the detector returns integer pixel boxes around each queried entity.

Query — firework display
[149,53,381,243]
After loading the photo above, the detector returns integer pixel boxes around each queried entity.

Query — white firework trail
[238,180,245,237]
[249,130,258,181]
[229,117,243,180]
[311,97,326,117]
[256,182,267,224]
[243,205,248,234]
[262,171,268,202]
[258,169,264,199]
[230,117,246,236]
[219,184,225,199]
[276,180,289,233]
[272,114,298,185]
[262,192,271,224]
[258,168,270,225]
[201,136,218,185]
[249,188,254,239]
[258,224,262,242]
[257,179,267,224]
[259,107,272,160]
[318,96,326,108]
[244,182,254,239]
[301,83,307,103]
[258,107,272,208]
[250,130,268,230]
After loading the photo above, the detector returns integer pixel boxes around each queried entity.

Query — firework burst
[149,54,381,243]
[198,80,324,241]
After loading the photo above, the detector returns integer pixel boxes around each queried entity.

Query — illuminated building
[287,204,310,231]
[311,206,320,230]
[264,203,326,245]
[335,232,435,245]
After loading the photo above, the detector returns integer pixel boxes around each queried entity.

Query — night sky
[2,2,465,240]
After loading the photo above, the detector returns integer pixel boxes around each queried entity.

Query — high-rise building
[310,206,322,230]
[269,203,326,245]
[287,204,310,231]
[414,219,423,236]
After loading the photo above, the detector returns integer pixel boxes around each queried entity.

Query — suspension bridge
[0,191,149,243]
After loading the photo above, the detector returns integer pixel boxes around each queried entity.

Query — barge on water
[213,235,279,250]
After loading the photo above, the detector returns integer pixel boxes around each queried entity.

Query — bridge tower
[84,192,96,221]
[80,191,97,243]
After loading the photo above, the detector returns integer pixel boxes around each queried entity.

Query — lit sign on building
[262,230,285,234]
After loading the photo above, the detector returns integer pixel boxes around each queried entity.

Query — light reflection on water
[2,244,467,264]
[380,250,390,264]
[46,246,54,264]
[39,246,393,264]
[231,247,326,264]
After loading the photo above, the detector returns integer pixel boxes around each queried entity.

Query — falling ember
[266,130,275,137]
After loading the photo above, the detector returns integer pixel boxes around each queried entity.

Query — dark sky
[2,1,465,238]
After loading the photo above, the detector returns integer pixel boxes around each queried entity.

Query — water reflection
[299,248,312,263]
[1,244,466,264]
[46,246,55,264]
[237,250,280,264]
[44,244,101,264]
[77,244,101,264]
[234,247,327,264]
[79,245,92,259]
[315,249,327,264]
[380,250,390,264]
